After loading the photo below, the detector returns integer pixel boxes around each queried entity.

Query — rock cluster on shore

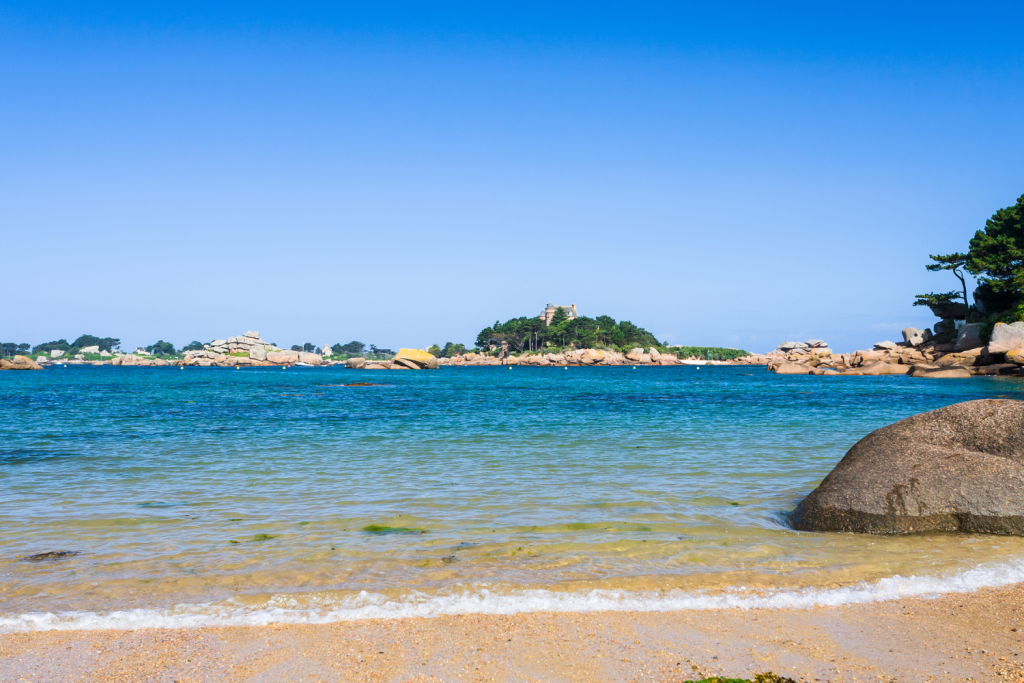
[178,331,328,367]
[20,322,1024,376]
[793,399,1024,535]
[766,323,1024,378]
[346,348,440,370]
[0,355,43,370]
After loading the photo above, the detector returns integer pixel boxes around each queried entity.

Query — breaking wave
[4,558,1024,632]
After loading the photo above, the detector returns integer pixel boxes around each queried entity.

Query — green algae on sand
[686,674,796,683]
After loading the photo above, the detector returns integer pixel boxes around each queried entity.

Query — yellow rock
[1,355,43,370]
[1007,348,1024,365]
[392,348,439,370]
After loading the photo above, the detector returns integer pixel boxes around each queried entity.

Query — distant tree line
[477,309,662,354]
[428,342,468,358]
[28,335,121,357]
[1,342,30,357]
[671,346,752,361]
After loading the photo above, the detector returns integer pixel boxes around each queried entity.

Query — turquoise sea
[2,365,1023,630]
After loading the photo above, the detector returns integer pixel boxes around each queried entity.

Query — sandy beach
[3,584,1023,682]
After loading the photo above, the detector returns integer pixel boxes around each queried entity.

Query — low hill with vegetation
[473,310,749,359]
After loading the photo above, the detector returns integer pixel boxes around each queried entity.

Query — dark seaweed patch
[21,550,80,562]
[361,525,427,535]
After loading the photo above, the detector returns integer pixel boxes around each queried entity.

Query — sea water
[1,365,1022,631]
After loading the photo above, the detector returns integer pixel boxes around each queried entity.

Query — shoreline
[3,583,1023,681]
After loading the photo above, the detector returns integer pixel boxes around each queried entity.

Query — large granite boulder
[907,365,972,379]
[858,361,910,375]
[266,350,299,365]
[346,357,366,369]
[792,400,1024,534]
[0,355,43,370]
[955,323,985,352]
[392,348,439,370]
[625,348,644,361]
[902,327,933,347]
[989,322,1024,355]
[935,347,994,367]
[772,361,810,375]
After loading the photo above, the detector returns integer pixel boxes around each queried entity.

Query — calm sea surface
[2,365,1023,628]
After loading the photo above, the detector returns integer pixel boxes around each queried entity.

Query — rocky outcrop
[902,327,934,347]
[203,332,281,358]
[792,400,1024,535]
[0,355,43,370]
[391,348,439,370]
[765,327,1022,378]
[346,357,367,369]
[774,340,829,355]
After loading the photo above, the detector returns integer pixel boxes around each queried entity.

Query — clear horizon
[3,3,1022,354]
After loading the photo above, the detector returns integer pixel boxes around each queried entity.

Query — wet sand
[4,585,1024,682]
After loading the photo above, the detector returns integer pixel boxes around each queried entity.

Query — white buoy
[564,366,568,370]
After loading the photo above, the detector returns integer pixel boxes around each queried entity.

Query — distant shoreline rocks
[765,326,1024,378]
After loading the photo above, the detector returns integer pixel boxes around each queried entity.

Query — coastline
[4,583,1023,682]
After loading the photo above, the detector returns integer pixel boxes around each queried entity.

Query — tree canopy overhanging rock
[792,399,1024,535]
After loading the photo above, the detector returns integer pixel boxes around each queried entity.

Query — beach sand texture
[4,584,1024,682]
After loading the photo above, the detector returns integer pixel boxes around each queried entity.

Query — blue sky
[2,3,1022,353]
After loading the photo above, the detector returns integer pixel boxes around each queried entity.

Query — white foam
[5,559,1024,632]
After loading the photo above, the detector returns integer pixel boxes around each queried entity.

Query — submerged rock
[792,399,1024,535]
[22,550,80,561]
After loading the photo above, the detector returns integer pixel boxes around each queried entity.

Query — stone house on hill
[539,303,578,326]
